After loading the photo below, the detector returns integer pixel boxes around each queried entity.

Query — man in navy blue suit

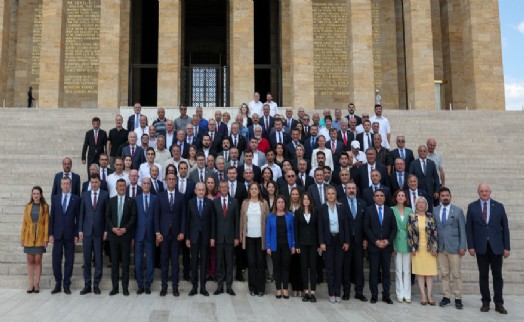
[127,102,143,132]
[81,117,107,175]
[466,183,510,314]
[155,172,187,297]
[78,174,109,295]
[268,118,290,149]
[390,135,415,170]
[49,176,80,295]
[135,177,157,295]
[51,157,81,196]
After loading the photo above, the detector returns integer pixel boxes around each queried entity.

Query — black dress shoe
[480,302,490,312]
[439,297,451,307]
[342,294,350,301]
[123,289,129,296]
[309,294,317,302]
[109,289,119,296]
[51,286,61,294]
[258,292,264,297]
[250,291,256,296]
[80,286,92,295]
[145,288,151,294]
[382,297,394,304]
[94,287,101,295]
[137,288,144,295]
[200,289,209,296]
[455,299,463,310]
[370,296,378,304]
[214,288,224,295]
[183,275,191,281]
[160,288,167,296]
[226,289,236,296]
[355,294,368,302]
[235,275,244,282]
[495,304,508,314]
[188,289,197,296]
[27,287,34,294]
[64,288,71,295]
[173,288,180,297]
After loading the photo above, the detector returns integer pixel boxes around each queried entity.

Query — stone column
[402,0,435,110]
[0,0,12,105]
[461,0,504,110]
[38,0,66,108]
[97,0,123,108]
[229,0,254,107]
[347,0,375,109]
[288,0,314,108]
[157,0,181,107]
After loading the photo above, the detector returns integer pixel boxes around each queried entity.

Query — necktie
[305,125,308,134]
[350,198,356,219]
[102,169,106,181]
[398,173,403,188]
[93,192,97,209]
[233,136,237,147]
[132,186,136,198]
[288,119,291,128]
[180,179,185,194]
[218,122,221,132]
[65,173,70,179]
[131,146,135,159]
[94,130,98,145]
[199,199,203,217]
[118,197,123,227]
[231,182,235,196]
[220,173,223,181]
[222,198,227,217]
[367,134,371,148]
[200,170,204,182]
[211,133,214,142]
[62,194,68,212]
[195,127,199,136]
[378,206,383,225]
[442,207,447,225]
[301,174,305,186]
[412,191,417,207]
[145,195,149,213]
[343,133,347,146]
[278,132,282,143]
[265,117,269,130]
[169,192,174,208]
[422,159,426,174]
[153,180,158,191]
[225,151,228,161]
[319,185,324,204]
[482,202,487,224]
[331,141,335,154]
[400,149,405,159]
[233,161,236,167]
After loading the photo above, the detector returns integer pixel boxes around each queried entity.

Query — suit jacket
[331,167,358,185]
[294,208,318,248]
[409,158,441,197]
[126,185,143,198]
[391,206,412,253]
[265,212,295,251]
[216,121,229,138]
[135,193,157,242]
[228,135,247,153]
[345,114,362,125]
[186,197,215,244]
[228,180,247,206]
[433,204,466,253]
[174,141,190,159]
[213,196,240,244]
[317,203,350,246]
[149,178,165,195]
[268,131,291,150]
[362,185,392,207]
[280,184,304,202]
[391,148,415,170]
[52,172,81,196]
[307,183,329,209]
[304,137,319,161]
[283,118,299,134]
[237,164,262,183]
[285,141,301,160]
[197,147,218,159]
[405,188,433,213]
[189,167,214,183]
[356,163,390,194]
[339,197,367,245]
[82,180,108,193]
[389,171,409,193]
[466,199,510,255]
[295,172,314,191]
[326,139,345,166]
[121,145,146,170]
[185,136,202,150]
[337,130,356,150]
[82,129,107,165]
[154,190,187,237]
[49,193,80,241]
[364,204,397,252]
[260,115,274,139]
[79,190,109,238]
[177,177,196,201]
[106,195,137,240]
[127,113,143,132]
[356,132,374,151]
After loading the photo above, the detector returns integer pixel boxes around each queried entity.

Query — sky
[499,0,524,110]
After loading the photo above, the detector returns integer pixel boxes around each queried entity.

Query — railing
[181,66,229,107]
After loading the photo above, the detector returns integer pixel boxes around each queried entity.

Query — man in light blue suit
[433,187,466,309]
[78,174,109,295]
[135,177,157,295]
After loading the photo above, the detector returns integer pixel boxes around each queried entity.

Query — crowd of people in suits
[19,94,511,314]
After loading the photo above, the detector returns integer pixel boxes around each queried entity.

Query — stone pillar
[119,0,130,107]
[461,0,504,110]
[280,0,292,107]
[402,0,435,110]
[347,0,375,109]
[38,0,66,108]
[97,0,124,108]
[288,0,314,108]
[378,0,399,109]
[229,0,254,107]
[0,0,12,105]
[157,0,181,107]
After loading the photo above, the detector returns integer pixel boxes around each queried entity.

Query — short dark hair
[439,187,451,195]
[92,117,101,123]
[90,173,101,181]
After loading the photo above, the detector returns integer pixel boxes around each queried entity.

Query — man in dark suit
[229,122,247,153]
[213,181,240,296]
[206,119,223,153]
[283,108,299,134]
[268,118,290,149]
[82,117,107,175]
[405,174,433,213]
[356,120,374,152]
[356,148,389,194]
[126,169,142,198]
[120,132,145,170]
[364,188,397,304]
[127,103,142,131]
[82,164,108,192]
[390,135,415,170]
[296,159,314,191]
[134,177,157,295]
[49,176,80,295]
[187,182,215,296]
[98,153,114,182]
[154,173,187,297]
[106,179,136,296]
[304,125,319,161]
[409,145,441,205]
[214,110,229,138]
[185,123,202,149]
[307,168,329,208]
[176,160,195,281]
[362,170,392,206]
[285,128,302,160]
[260,105,274,139]
[52,157,81,196]
[389,158,409,193]
[236,150,261,183]
[327,128,345,167]
[78,174,109,295]
[149,165,165,195]
[227,166,247,203]
[466,183,510,314]
[189,153,214,183]
[280,169,304,200]
[345,103,362,125]
[339,182,368,301]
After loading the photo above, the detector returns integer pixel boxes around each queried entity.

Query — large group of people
[19,93,511,314]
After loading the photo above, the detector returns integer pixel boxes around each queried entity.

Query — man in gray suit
[433,187,466,309]
[189,153,214,183]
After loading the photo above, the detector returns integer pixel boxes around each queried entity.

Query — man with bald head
[426,138,445,187]
[153,107,168,137]
[409,145,441,205]
[127,102,143,132]
[466,183,510,314]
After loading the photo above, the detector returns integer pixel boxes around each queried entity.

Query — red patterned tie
[222,198,227,218]
[482,202,488,224]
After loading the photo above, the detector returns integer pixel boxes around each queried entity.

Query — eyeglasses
[147,153,155,155]
[397,140,405,143]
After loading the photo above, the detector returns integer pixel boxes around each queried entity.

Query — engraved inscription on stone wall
[64,0,100,95]
[313,0,350,101]
[31,3,42,85]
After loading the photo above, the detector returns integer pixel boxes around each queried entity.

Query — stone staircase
[0,107,523,295]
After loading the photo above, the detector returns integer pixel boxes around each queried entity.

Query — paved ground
[0,287,521,322]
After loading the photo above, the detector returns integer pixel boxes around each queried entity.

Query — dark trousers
[325,234,344,297]
[160,231,180,288]
[369,248,392,297]
[300,245,317,291]
[272,244,291,290]
[52,238,75,288]
[343,241,365,295]
[82,236,103,287]
[246,237,266,293]
[109,236,131,290]
[207,247,216,278]
[216,243,234,289]
[181,241,191,278]
[476,243,504,304]
[235,245,247,277]
[290,253,303,291]
[190,233,209,289]
[134,237,155,289]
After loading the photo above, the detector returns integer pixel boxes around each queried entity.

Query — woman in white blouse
[310,135,334,172]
